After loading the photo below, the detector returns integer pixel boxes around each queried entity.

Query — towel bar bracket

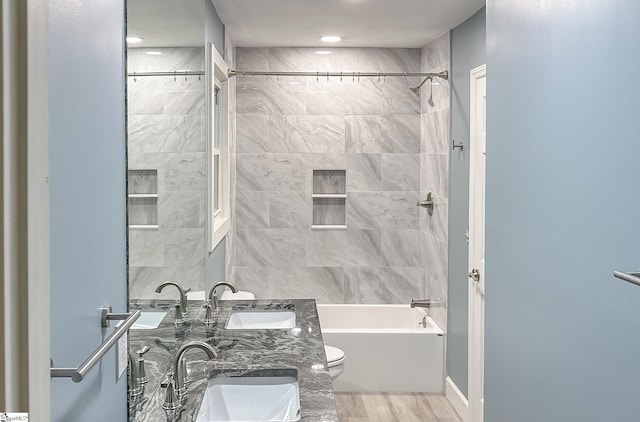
[51,307,140,382]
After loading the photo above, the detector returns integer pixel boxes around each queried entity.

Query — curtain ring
[133,72,137,82]
[173,71,176,81]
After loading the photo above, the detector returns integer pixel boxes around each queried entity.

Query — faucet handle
[136,346,150,385]
[173,303,184,326]
[136,346,150,357]
[161,374,181,412]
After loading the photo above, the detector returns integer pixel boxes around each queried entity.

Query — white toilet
[324,345,345,380]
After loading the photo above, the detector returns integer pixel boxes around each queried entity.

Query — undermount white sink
[225,310,296,329]
[131,311,167,330]
[195,372,301,422]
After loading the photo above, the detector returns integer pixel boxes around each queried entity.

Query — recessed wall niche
[312,170,346,229]
[128,169,158,229]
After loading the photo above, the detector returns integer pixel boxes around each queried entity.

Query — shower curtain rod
[127,70,204,78]
[126,69,449,81]
[228,69,448,81]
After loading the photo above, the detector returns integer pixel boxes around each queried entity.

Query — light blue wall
[204,0,227,285]
[486,1,640,420]
[448,7,486,398]
[49,0,128,420]
[206,0,225,57]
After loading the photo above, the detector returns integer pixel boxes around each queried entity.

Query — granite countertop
[128,299,339,422]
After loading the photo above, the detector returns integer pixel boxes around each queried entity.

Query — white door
[468,64,486,422]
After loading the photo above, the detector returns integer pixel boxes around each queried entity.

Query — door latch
[468,268,480,282]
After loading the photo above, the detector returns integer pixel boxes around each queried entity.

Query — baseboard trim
[446,376,469,422]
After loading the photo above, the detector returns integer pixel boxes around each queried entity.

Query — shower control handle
[468,269,480,282]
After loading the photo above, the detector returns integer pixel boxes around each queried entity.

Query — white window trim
[207,44,230,251]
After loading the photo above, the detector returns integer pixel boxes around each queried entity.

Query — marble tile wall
[420,34,451,331]
[127,47,206,299]
[230,47,438,304]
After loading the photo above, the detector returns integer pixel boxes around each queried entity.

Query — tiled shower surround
[230,46,450,310]
[420,34,450,330]
[127,48,206,299]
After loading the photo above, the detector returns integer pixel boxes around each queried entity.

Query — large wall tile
[236,48,269,71]
[236,229,306,267]
[348,192,419,229]
[164,153,206,191]
[305,230,381,267]
[420,195,448,244]
[306,80,384,115]
[269,115,345,153]
[128,47,207,299]
[347,154,382,192]
[237,80,306,115]
[164,90,204,116]
[345,115,420,153]
[421,109,450,154]
[382,78,421,115]
[267,267,346,303]
[382,229,420,267]
[236,153,306,191]
[236,191,270,228]
[159,191,204,228]
[344,267,420,304]
[129,115,204,154]
[164,228,205,270]
[338,48,420,73]
[237,115,270,153]
[382,153,420,191]
[421,33,450,73]
[420,153,449,197]
[129,230,165,267]
[232,47,448,308]
[127,78,165,115]
[270,191,311,229]
[269,47,344,73]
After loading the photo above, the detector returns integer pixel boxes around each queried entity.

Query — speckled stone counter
[128,299,338,422]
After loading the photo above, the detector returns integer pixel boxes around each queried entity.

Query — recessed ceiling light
[290,81,301,85]
[126,36,144,43]
[144,51,163,56]
[315,50,332,55]
[320,35,342,43]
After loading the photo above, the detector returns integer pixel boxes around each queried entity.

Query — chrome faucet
[128,346,150,410]
[410,299,444,308]
[203,281,238,324]
[162,341,217,411]
[155,281,191,318]
[128,353,143,409]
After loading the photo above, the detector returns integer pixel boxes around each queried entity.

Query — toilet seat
[324,345,345,368]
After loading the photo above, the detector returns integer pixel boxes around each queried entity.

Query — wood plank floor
[334,393,462,422]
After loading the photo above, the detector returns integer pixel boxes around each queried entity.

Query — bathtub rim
[316,303,444,335]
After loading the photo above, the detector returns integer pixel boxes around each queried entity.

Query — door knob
[468,269,480,282]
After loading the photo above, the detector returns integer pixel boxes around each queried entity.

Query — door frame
[468,63,486,422]
[1,0,51,418]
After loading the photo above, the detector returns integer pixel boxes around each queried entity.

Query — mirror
[126,0,207,300]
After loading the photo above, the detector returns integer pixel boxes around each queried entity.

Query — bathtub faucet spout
[410,299,443,309]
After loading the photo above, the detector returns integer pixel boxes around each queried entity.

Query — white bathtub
[316,304,444,393]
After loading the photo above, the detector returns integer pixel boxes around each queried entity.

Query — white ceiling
[127,0,204,47]
[212,0,485,48]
